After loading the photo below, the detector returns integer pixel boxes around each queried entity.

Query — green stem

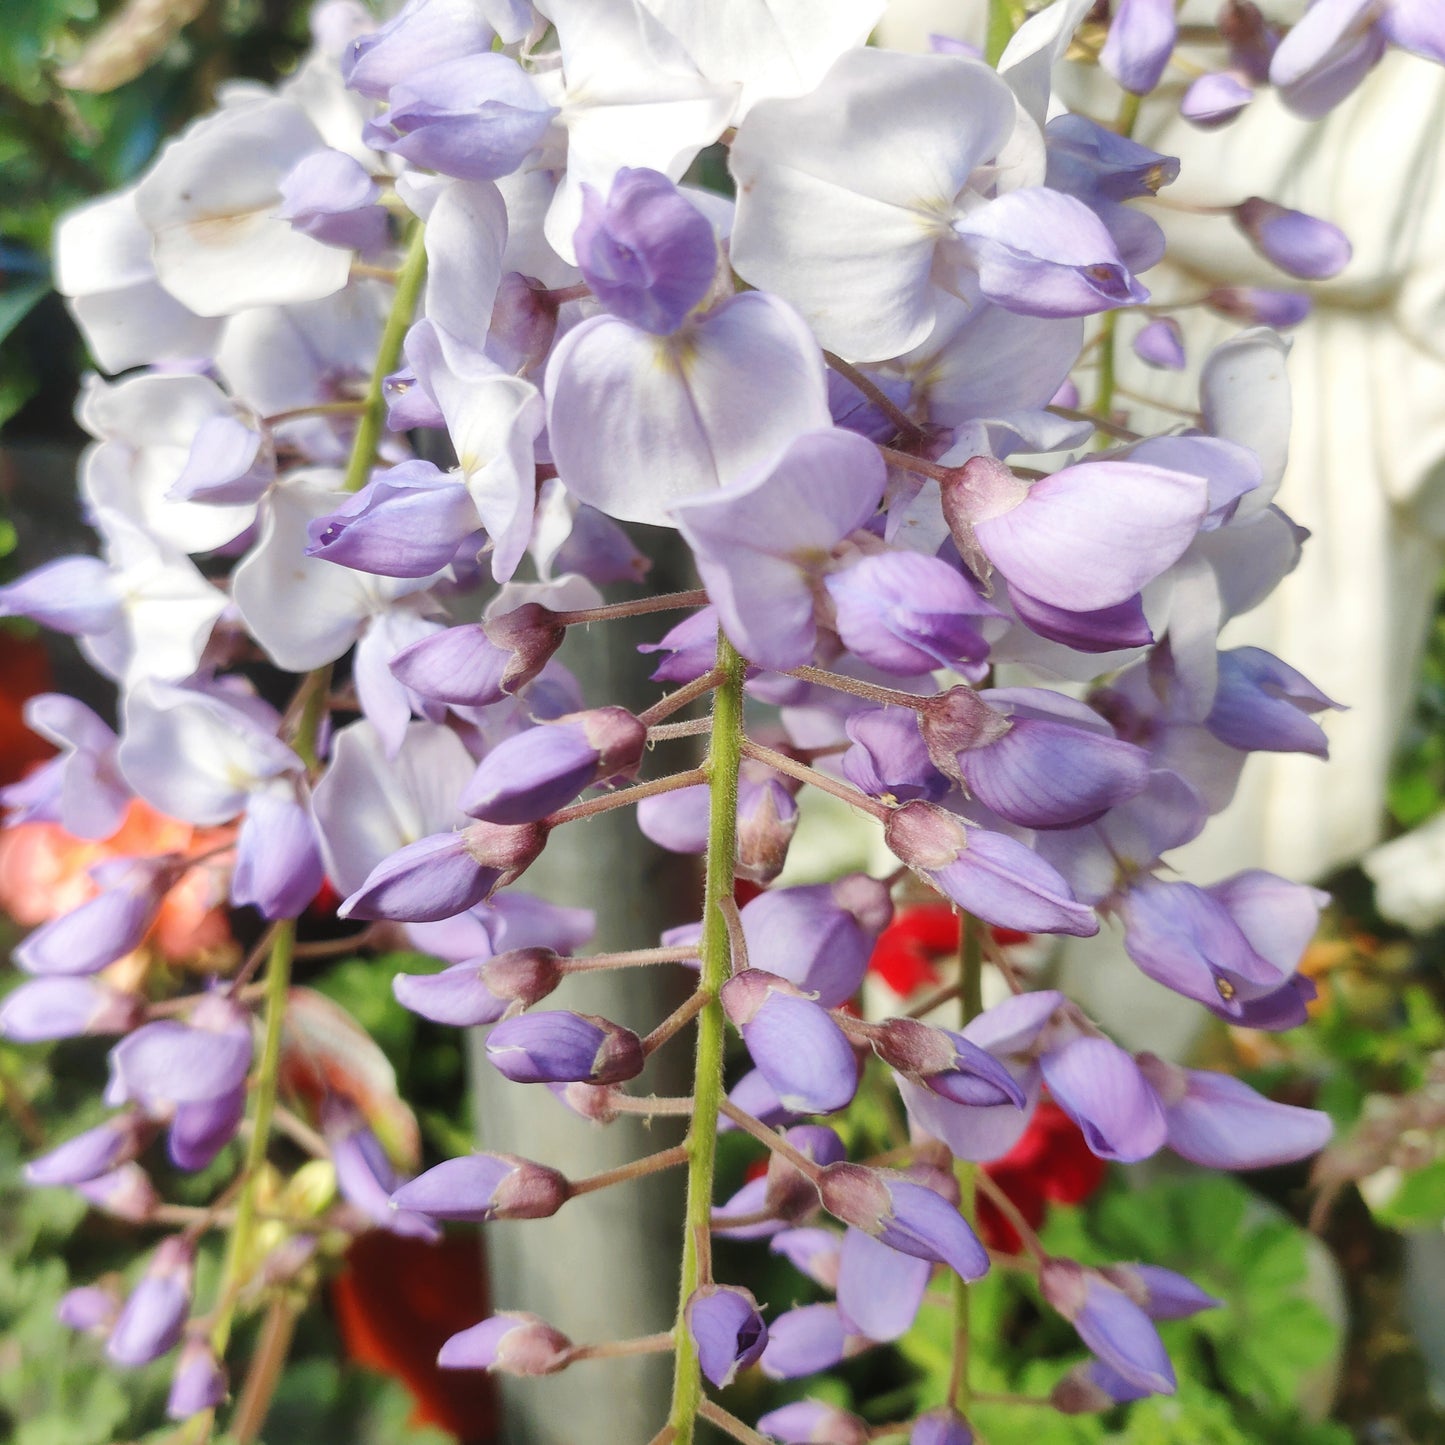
[949,913,986,1415]
[666,634,747,1443]
[342,224,429,493]
[1093,93,1143,429]
[209,921,296,1360]
[986,0,1022,67]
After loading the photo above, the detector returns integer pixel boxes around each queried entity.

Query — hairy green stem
[209,921,295,1361]
[342,223,429,493]
[949,913,986,1414]
[986,0,1022,67]
[666,634,747,1442]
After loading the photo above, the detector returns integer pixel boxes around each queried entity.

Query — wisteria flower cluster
[4,0,1442,1440]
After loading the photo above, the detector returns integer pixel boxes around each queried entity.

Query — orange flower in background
[0,798,240,980]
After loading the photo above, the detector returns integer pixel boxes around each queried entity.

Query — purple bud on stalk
[884,801,1099,938]
[57,1284,120,1335]
[1101,0,1178,94]
[721,970,859,1115]
[1040,1258,1176,1396]
[341,0,497,99]
[1206,286,1311,327]
[437,1312,573,1374]
[485,603,570,694]
[26,1112,153,1187]
[0,976,142,1041]
[462,708,648,824]
[393,946,564,1026]
[389,1153,569,1223]
[325,1103,440,1241]
[1133,316,1186,369]
[1101,1263,1221,1320]
[870,1017,1025,1108]
[107,1237,194,1367]
[486,1011,644,1086]
[389,624,511,708]
[843,708,950,805]
[1233,197,1352,279]
[736,778,799,884]
[911,1410,975,1445]
[575,168,719,335]
[1181,71,1255,127]
[340,822,549,923]
[165,1338,228,1419]
[106,1012,253,1114]
[685,1285,768,1388]
[1052,1357,1154,1412]
[818,1163,989,1281]
[757,1399,870,1444]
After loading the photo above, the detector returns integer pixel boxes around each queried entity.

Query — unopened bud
[484,603,567,694]
[438,1311,573,1375]
[390,1152,570,1223]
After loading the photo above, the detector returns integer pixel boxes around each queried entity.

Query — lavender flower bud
[25,1111,153,1187]
[735,778,799,884]
[437,1312,573,1374]
[78,1163,160,1222]
[484,603,568,695]
[0,977,142,1042]
[911,1410,974,1445]
[1039,1258,1175,1396]
[462,708,647,824]
[1133,316,1186,369]
[389,1153,569,1223]
[757,1399,870,1444]
[765,1125,846,1222]
[165,1338,227,1419]
[1232,197,1352,279]
[107,1237,194,1367]
[57,1284,120,1335]
[389,624,511,708]
[818,1163,988,1281]
[486,1011,645,1086]
[393,946,564,1026]
[869,1018,1025,1108]
[685,1284,768,1388]
[1100,1263,1221,1320]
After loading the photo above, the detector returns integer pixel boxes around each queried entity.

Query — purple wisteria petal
[1118,874,1286,1014]
[825,550,996,677]
[1133,317,1186,370]
[389,1153,568,1222]
[548,291,831,528]
[966,459,1207,613]
[722,971,858,1114]
[76,1162,158,1221]
[757,1399,869,1444]
[57,1285,120,1334]
[232,789,325,919]
[1207,286,1312,328]
[1267,0,1384,117]
[393,947,563,1026]
[686,1285,768,1388]
[168,1088,245,1172]
[342,0,498,98]
[911,1411,974,1445]
[1382,0,1445,63]
[390,624,510,708]
[836,1227,931,1342]
[1181,72,1255,127]
[575,168,717,334]
[14,861,171,976]
[1206,870,1329,976]
[26,1113,150,1187]
[672,426,886,671]
[166,1339,227,1420]
[758,1303,849,1380]
[1139,1056,1333,1169]
[437,1313,573,1374]
[843,708,950,803]
[638,606,720,683]
[1100,0,1177,93]
[885,801,1099,938]
[306,462,481,578]
[1206,646,1342,755]
[0,977,140,1042]
[872,1018,1024,1108]
[1232,197,1352,280]
[276,148,388,254]
[107,1018,252,1111]
[325,1105,439,1242]
[1041,1260,1175,1395]
[769,1228,843,1289]
[1040,1036,1166,1163]
[462,709,646,824]
[898,1069,1041,1163]
[954,189,1149,319]
[1106,1263,1222,1321]
[955,715,1150,831]
[0,555,121,636]
[107,1238,193,1367]
[739,876,892,1008]
[712,1176,783,1241]
[366,54,555,180]
[819,1163,988,1281]
[1007,585,1154,652]
[486,1011,644,1086]
[636,783,711,854]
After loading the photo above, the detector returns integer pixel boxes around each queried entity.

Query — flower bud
[78,1163,160,1222]
[818,1163,988,1281]
[686,1284,768,1388]
[166,1338,227,1419]
[1099,1263,1220,1320]
[870,1018,1024,1108]
[916,688,1012,781]
[389,1152,569,1223]
[1232,197,1352,280]
[437,1312,573,1374]
[393,946,564,1026]
[757,1399,870,1444]
[721,970,858,1115]
[57,1284,120,1335]
[1039,1258,1175,1396]
[736,778,799,884]
[26,1111,154,1187]
[484,603,568,695]
[1100,0,1177,94]
[1132,316,1186,369]
[1205,285,1311,328]
[1180,71,1254,128]
[486,1011,645,1086]
[911,1409,974,1445]
[0,977,142,1042]
[1051,1357,1153,1412]
[462,708,647,824]
[108,1237,194,1367]
[389,624,511,708]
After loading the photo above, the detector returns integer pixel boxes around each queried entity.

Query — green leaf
[1372,1157,1445,1228]
[0,281,47,346]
